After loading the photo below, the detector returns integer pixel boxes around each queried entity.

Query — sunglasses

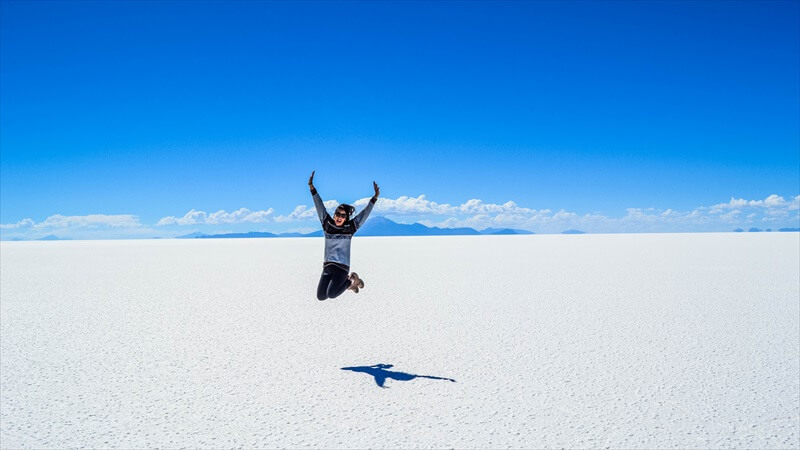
[334,211,348,218]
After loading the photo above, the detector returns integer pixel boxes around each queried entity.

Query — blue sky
[1,1,798,239]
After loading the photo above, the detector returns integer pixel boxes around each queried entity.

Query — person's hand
[309,171,315,189]
[373,181,380,199]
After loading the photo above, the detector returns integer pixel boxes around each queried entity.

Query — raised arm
[309,171,328,224]
[353,181,380,229]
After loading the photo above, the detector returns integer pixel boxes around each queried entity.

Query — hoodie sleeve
[311,189,329,224]
[353,198,377,230]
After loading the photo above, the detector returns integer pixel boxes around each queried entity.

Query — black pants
[316,264,351,300]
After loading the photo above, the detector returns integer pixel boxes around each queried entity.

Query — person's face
[334,209,347,226]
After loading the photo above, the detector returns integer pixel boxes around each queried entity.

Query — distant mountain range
[9,235,72,241]
[174,220,800,239]
[177,216,535,239]
[734,227,800,232]
[7,222,799,241]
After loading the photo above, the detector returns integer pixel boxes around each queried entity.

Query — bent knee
[317,294,328,301]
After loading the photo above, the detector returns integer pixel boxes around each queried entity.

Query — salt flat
[1,233,798,449]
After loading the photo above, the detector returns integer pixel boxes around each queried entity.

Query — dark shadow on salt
[341,363,456,388]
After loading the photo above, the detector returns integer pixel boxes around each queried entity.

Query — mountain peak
[357,216,532,236]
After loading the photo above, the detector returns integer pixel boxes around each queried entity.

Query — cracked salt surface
[1,233,798,448]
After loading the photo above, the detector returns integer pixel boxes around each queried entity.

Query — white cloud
[0,218,35,229]
[275,200,340,222]
[351,195,546,220]
[1,214,141,229]
[411,193,798,233]
[460,199,536,215]
[275,205,317,222]
[763,194,787,208]
[157,208,275,226]
[213,208,275,224]
[719,210,742,223]
[709,194,795,214]
[355,195,457,215]
[552,210,579,220]
[5,193,799,240]
[661,209,680,218]
[158,209,206,226]
[789,195,800,211]
[377,193,795,233]
[765,209,789,217]
[0,214,151,240]
[45,214,142,228]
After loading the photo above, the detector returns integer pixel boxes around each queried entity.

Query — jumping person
[309,171,379,300]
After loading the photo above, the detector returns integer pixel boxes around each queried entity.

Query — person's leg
[316,269,333,301]
[326,265,353,299]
